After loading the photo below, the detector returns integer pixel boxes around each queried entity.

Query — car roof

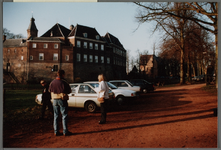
[109,80,129,82]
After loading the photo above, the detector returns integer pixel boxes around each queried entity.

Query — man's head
[57,70,65,78]
[40,80,46,86]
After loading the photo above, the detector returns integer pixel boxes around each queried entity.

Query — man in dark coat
[40,80,53,119]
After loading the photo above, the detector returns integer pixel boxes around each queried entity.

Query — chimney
[70,25,74,30]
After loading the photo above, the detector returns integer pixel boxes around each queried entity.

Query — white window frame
[83,33,88,38]
[101,56,104,63]
[39,53,44,60]
[107,57,110,64]
[21,56,23,60]
[89,43,93,49]
[101,44,104,51]
[32,43,37,48]
[44,43,48,48]
[84,54,87,62]
[89,55,93,63]
[77,41,81,48]
[96,35,100,40]
[77,53,81,62]
[54,44,58,49]
[66,55,69,61]
[95,44,98,50]
[84,42,87,49]
[53,53,58,61]
[30,55,33,60]
[95,56,98,63]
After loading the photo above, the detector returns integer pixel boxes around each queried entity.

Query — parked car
[35,83,115,113]
[84,81,137,105]
[129,79,155,93]
[109,80,141,93]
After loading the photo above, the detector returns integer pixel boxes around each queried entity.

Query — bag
[61,93,69,100]
[98,97,105,103]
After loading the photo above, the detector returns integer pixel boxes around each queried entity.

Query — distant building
[3,17,127,83]
[139,55,158,78]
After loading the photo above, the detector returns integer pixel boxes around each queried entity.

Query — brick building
[3,17,127,83]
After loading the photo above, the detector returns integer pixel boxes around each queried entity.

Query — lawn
[3,89,43,128]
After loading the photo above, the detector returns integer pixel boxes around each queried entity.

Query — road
[3,83,217,148]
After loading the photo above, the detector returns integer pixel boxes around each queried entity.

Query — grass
[3,89,43,128]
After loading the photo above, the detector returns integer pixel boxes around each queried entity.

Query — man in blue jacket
[49,70,72,136]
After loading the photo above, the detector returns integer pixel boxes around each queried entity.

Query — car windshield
[126,80,134,86]
[107,82,118,89]
[88,83,99,88]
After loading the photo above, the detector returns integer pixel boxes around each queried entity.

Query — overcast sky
[3,2,163,57]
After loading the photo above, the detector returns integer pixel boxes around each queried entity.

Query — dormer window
[96,35,100,40]
[83,33,88,38]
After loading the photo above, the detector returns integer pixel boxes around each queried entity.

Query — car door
[75,84,97,108]
[68,84,78,107]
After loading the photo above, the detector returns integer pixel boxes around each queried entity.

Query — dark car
[130,79,155,93]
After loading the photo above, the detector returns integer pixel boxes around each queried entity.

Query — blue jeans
[53,99,68,134]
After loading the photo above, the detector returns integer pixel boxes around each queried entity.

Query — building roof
[27,17,38,31]
[103,32,124,49]
[27,37,62,43]
[3,39,27,47]
[41,23,71,38]
[68,24,104,42]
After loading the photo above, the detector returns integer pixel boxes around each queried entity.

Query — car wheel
[116,96,124,105]
[85,101,97,113]
[143,89,148,93]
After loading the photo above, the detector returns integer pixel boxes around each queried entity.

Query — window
[77,53,81,62]
[14,49,17,53]
[44,44,48,48]
[107,57,110,64]
[84,54,87,62]
[89,43,93,49]
[89,55,93,62]
[54,44,58,49]
[77,41,81,48]
[21,56,23,60]
[30,55,33,60]
[83,33,88,38]
[53,53,58,61]
[101,45,104,51]
[96,35,100,40]
[66,55,69,61]
[7,49,10,53]
[53,65,58,72]
[39,53,44,60]
[101,56,104,63]
[32,43,37,48]
[95,56,98,63]
[84,42,87,49]
[78,85,96,93]
[95,44,98,50]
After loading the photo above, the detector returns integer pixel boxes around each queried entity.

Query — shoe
[63,131,73,136]
[54,132,62,136]
[99,121,106,124]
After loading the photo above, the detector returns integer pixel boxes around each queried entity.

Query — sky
[3,2,162,58]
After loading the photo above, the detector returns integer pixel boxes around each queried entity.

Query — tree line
[131,2,217,85]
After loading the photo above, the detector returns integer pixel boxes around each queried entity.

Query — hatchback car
[84,81,137,105]
[130,79,155,93]
[35,83,115,113]
[109,80,141,93]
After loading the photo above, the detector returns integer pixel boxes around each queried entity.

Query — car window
[110,82,118,87]
[119,82,128,87]
[70,85,78,93]
[107,82,118,89]
[88,83,99,88]
[126,81,134,86]
[78,85,96,94]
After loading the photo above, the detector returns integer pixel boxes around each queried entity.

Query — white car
[35,83,115,113]
[109,80,141,93]
[84,81,137,105]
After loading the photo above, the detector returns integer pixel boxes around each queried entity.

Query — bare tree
[134,2,218,85]
[3,28,24,39]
